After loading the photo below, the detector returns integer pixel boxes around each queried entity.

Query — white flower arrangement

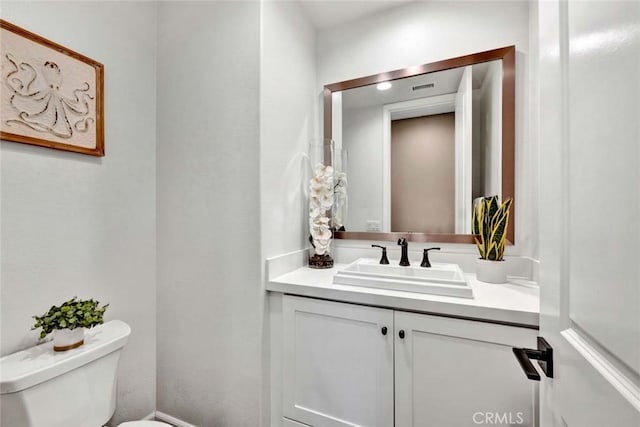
[309,164,334,256]
[333,171,347,230]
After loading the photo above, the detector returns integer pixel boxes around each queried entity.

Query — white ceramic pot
[53,328,85,351]
[475,258,508,284]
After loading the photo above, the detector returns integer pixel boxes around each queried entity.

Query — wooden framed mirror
[324,45,515,244]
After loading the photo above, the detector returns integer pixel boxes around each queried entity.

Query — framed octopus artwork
[0,20,104,156]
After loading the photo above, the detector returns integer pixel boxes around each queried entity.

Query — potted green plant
[472,196,513,283]
[32,297,109,351]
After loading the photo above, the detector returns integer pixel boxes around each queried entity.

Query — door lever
[512,336,553,381]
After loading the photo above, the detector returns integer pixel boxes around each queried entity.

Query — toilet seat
[118,421,172,427]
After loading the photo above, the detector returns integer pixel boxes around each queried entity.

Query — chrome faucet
[397,238,410,266]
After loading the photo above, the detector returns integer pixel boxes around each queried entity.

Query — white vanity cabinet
[281,295,537,427]
[394,311,537,427]
[282,295,394,427]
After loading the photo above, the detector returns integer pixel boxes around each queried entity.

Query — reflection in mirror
[333,60,502,235]
[324,46,515,244]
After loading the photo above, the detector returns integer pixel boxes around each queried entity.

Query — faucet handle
[371,245,390,265]
[420,247,441,268]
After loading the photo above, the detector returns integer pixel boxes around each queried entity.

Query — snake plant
[472,196,513,261]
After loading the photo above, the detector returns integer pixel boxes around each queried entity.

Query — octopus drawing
[3,53,94,139]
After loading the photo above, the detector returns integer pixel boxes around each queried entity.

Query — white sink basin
[333,258,473,298]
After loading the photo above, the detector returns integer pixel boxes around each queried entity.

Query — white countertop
[267,262,539,328]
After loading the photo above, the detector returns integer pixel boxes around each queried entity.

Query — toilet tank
[0,320,131,427]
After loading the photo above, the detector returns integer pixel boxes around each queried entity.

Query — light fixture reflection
[376,82,392,91]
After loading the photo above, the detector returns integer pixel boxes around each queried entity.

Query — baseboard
[155,411,198,427]
[143,412,156,420]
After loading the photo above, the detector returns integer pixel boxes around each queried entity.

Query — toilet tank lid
[0,320,131,394]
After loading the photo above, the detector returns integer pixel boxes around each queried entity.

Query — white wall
[528,0,540,265]
[342,105,384,231]
[318,1,536,258]
[156,2,262,426]
[261,0,317,260]
[261,2,317,425]
[0,2,157,425]
[478,61,503,198]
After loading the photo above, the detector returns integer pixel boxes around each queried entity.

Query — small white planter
[476,258,508,284]
[53,328,85,351]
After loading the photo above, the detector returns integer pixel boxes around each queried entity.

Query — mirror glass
[324,46,515,244]
[333,60,501,234]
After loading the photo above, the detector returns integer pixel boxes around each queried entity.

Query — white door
[282,296,394,427]
[537,1,640,426]
[394,311,538,426]
[454,65,473,234]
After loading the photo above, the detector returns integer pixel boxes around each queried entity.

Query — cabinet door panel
[395,312,537,427]
[283,295,394,427]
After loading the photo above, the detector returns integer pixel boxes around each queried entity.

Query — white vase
[475,258,508,284]
[53,328,85,351]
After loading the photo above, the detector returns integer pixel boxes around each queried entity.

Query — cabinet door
[282,295,394,427]
[395,311,537,427]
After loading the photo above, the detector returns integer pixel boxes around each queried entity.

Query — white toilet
[0,320,169,427]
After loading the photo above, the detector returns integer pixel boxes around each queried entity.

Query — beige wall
[391,113,455,233]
